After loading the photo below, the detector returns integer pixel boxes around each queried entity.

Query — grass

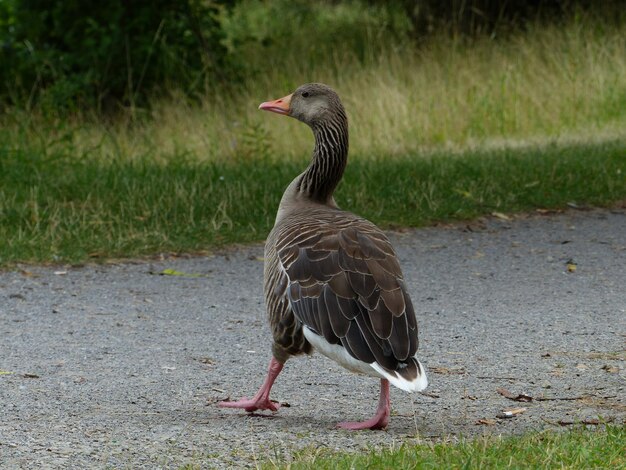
[1,12,625,266]
[261,425,626,469]
[3,12,626,164]
[1,137,624,266]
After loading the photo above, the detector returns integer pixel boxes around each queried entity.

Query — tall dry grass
[3,15,625,163]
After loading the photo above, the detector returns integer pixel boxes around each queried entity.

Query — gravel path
[1,208,625,468]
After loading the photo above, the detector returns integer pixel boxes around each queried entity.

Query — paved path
[1,208,625,468]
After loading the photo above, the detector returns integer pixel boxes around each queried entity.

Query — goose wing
[275,210,424,388]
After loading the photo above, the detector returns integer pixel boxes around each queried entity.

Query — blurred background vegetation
[2,0,625,158]
[0,1,624,112]
[1,0,625,264]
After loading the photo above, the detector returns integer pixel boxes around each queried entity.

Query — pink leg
[219,357,284,412]
[337,379,390,430]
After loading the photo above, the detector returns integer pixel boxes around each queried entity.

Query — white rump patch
[303,327,428,392]
[303,327,377,376]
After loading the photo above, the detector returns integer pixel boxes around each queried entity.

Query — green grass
[1,12,625,267]
[1,138,624,267]
[261,425,625,469]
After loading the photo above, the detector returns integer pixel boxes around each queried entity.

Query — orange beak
[259,93,292,115]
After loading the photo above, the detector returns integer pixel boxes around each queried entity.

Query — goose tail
[370,356,428,392]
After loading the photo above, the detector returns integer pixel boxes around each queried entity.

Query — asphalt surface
[1,208,625,468]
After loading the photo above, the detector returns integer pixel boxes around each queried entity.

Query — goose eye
[301,91,310,98]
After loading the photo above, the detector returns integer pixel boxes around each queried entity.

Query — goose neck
[297,115,349,203]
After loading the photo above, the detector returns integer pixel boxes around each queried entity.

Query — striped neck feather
[297,110,349,204]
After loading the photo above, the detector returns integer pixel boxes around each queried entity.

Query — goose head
[259,83,344,127]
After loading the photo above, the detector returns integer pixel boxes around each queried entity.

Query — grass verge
[261,425,625,469]
[1,138,624,267]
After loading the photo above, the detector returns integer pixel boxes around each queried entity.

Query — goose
[219,83,427,430]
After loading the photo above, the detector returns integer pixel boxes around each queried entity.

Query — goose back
[265,203,421,384]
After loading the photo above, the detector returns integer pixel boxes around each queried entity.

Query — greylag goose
[219,83,427,430]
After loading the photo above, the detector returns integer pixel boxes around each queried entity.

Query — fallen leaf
[476,418,497,426]
[159,269,204,278]
[496,407,527,419]
[555,418,604,426]
[576,363,589,370]
[428,244,447,250]
[566,259,577,273]
[497,387,533,402]
[491,212,511,220]
[601,365,619,373]
[0,370,14,375]
[513,393,534,402]
[567,202,589,209]
[477,375,520,380]
[455,189,473,199]
[22,373,40,379]
[582,418,601,425]
[536,395,584,401]
[497,387,516,399]
[196,357,215,365]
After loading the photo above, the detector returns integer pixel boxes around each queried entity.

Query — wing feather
[354,314,396,369]
[363,297,393,340]
[343,322,376,363]
[346,271,377,299]
[358,288,381,310]
[390,314,410,360]
[322,286,350,337]
[380,287,406,317]
[366,259,401,290]
[336,294,358,320]
[327,272,354,298]
[274,210,420,379]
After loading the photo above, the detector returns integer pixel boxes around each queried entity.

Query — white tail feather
[304,327,428,391]
[370,359,428,392]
